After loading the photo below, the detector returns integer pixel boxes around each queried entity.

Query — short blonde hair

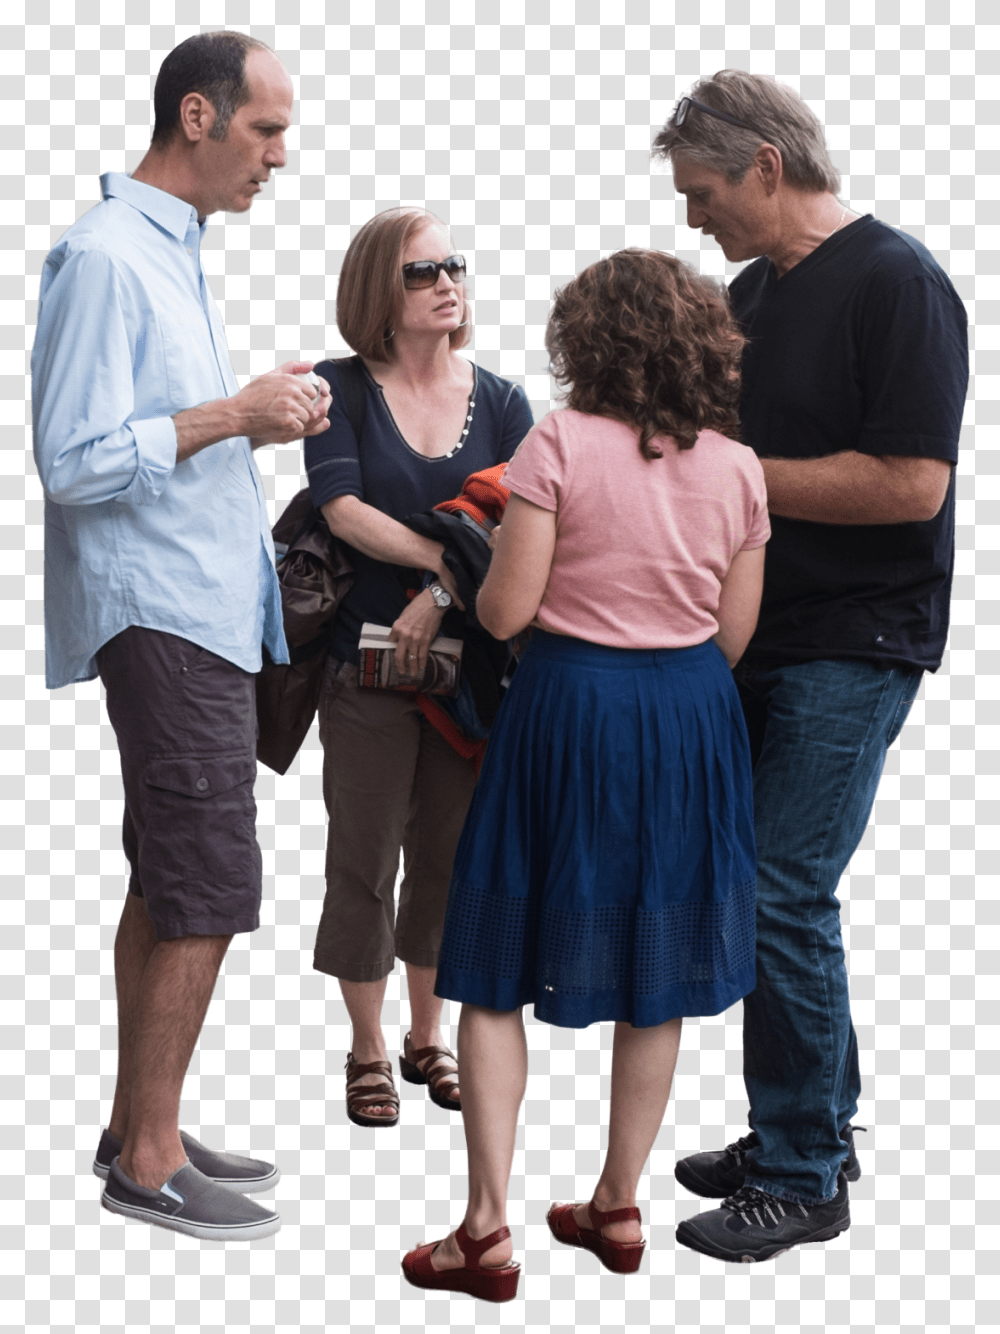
[653,69,840,194]
[335,208,471,362]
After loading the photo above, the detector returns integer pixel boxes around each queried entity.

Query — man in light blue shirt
[31,31,332,1241]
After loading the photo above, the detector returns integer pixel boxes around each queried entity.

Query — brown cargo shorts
[314,660,478,982]
[97,626,261,941]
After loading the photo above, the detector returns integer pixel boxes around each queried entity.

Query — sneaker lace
[722,1185,808,1229]
[724,1133,757,1166]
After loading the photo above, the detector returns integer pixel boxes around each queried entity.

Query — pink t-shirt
[502,409,770,650]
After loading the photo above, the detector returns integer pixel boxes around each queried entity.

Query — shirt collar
[100,172,201,242]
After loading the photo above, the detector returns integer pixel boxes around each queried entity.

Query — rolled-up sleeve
[32,248,178,507]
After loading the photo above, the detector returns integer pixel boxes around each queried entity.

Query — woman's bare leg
[573,1017,683,1242]
[340,976,394,1118]
[430,1004,527,1271]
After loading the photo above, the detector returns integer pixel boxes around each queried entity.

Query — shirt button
[195,777,209,792]
[187,247,193,254]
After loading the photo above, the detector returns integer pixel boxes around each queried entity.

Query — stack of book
[357,623,463,696]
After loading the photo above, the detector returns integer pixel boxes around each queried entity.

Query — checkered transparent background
[1,1,997,1332]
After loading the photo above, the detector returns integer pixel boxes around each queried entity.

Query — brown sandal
[345,1053,400,1128]
[399,1032,462,1112]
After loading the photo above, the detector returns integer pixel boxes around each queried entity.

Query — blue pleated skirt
[434,631,757,1028]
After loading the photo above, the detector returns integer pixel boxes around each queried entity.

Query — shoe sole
[401,1259,521,1302]
[675,1218,849,1263]
[101,1190,281,1240]
[92,1159,281,1195]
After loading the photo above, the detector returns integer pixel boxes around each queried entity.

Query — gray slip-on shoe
[101,1157,280,1241]
[92,1128,279,1194]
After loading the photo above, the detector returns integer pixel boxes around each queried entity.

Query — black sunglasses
[675,97,765,139]
[402,254,467,289]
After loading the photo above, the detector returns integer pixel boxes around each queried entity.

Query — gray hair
[653,69,841,195]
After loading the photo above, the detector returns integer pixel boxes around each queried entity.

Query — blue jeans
[734,657,922,1204]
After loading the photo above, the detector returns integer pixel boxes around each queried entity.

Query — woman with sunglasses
[401,250,768,1299]
[304,209,533,1128]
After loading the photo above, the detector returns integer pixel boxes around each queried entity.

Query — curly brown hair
[545,249,745,457]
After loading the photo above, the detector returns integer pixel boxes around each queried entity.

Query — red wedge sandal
[547,1201,646,1273]
[402,1222,521,1302]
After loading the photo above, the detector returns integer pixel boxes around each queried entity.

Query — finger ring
[408,653,415,658]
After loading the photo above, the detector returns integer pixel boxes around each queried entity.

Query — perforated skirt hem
[434,632,758,1029]
[436,873,757,1028]
[435,960,757,1029]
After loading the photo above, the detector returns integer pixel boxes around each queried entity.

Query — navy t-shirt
[306,359,534,663]
[730,214,968,673]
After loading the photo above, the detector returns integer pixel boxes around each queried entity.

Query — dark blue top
[306,359,534,663]
[729,215,968,673]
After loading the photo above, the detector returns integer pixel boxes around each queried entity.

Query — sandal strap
[348,1081,398,1101]
[404,1035,460,1091]
[455,1221,511,1269]
[349,1091,399,1111]
[588,1202,642,1227]
[345,1055,393,1081]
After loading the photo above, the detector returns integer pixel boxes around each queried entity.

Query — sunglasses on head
[674,97,765,139]
[402,254,467,289]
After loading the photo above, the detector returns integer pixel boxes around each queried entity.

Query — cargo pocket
[144,752,257,800]
[139,752,261,911]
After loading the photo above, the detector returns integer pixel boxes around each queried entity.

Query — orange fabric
[416,694,487,776]
[433,462,511,527]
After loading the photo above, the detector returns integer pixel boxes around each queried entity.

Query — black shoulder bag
[255,356,367,774]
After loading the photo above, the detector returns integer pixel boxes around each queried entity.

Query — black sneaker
[674,1124,863,1198]
[675,1173,850,1263]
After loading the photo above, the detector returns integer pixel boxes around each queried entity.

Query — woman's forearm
[322,493,446,574]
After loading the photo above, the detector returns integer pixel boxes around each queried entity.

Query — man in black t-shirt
[653,70,968,1264]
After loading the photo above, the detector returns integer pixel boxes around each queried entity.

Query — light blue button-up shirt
[31,172,288,690]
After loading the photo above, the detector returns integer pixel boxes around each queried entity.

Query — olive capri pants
[313,660,478,982]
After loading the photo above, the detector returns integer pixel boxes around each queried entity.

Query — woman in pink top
[403,250,769,1299]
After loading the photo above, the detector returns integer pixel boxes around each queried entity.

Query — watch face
[432,584,452,607]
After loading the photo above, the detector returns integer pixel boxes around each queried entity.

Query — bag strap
[331,354,368,446]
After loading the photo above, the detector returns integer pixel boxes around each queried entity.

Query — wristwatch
[428,582,453,609]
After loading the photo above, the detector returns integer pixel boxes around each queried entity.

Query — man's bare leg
[107,893,157,1142]
[113,902,232,1189]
